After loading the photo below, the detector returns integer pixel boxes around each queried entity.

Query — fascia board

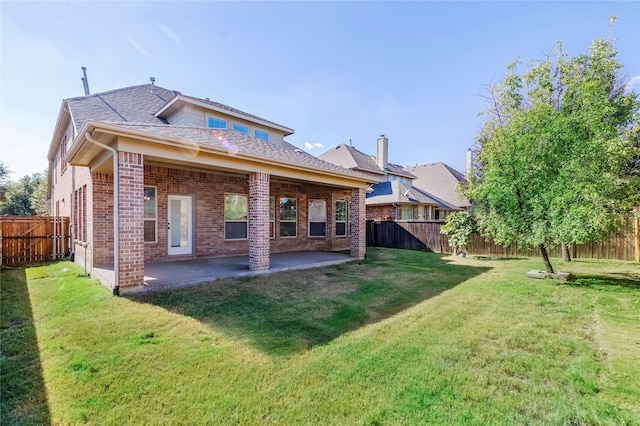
[67,121,369,188]
[47,102,70,160]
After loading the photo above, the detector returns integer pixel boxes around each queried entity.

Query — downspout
[85,132,120,295]
[71,165,75,258]
[392,203,398,221]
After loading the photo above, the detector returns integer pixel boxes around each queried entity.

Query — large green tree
[464,35,640,273]
[0,171,48,216]
[0,162,11,202]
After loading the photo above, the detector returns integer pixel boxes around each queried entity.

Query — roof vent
[150,77,156,94]
[81,66,90,95]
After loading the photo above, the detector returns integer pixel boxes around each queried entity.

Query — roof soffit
[66,121,369,187]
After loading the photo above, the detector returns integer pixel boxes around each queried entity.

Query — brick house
[404,162,471,220]
[319,135,452,221]
[48,81,369,294]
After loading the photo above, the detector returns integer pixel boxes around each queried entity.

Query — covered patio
[91,250,355,294]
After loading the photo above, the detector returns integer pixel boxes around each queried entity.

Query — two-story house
[319,136,451,221]
[48,80,369,294]
[404,162,471,220]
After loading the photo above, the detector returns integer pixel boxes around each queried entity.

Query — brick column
[350,187,366,259]
[249,172,270,271]
[118,152,145,288]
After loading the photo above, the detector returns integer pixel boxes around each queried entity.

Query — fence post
[635,216,640,263]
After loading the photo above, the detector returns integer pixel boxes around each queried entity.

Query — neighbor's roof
[319,143,415,179]
[73,121,366,181]
[404,162,471,208]
[365,180,445,206]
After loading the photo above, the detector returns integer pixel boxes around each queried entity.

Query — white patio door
[167,195,193,255]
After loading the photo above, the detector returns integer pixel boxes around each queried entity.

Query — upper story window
[232,123,249,135]
[254,129,269,142]
[60,135,68,174]
[208,117,227,129]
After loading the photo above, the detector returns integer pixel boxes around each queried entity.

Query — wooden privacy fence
[366,219,639,262]
[1,216,70,267]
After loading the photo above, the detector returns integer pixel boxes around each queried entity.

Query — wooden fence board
[1,216,70,267]
[366,220,637,262]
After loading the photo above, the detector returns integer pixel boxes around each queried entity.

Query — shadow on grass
[569,273,640,291]
[131,249,491,356]
[0,267,51,425]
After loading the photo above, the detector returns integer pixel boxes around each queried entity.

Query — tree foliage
[0,171,48,216]
[464,35,640,273]
[440,211,475,254]
[0,162,11,202]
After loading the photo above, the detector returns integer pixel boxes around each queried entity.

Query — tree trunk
[561,242,572,262]
[540,244,555,273]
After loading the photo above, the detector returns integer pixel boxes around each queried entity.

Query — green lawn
[2,248,639,425]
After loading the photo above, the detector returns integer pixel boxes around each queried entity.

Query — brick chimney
[376,135,388,170]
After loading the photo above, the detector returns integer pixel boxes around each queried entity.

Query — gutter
[85,131,120,296]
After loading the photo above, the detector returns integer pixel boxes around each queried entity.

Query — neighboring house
[404,162,471,220]
[48,80,369,294]
[319,135,444,221]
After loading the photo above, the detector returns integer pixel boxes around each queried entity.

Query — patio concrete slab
[118,251,354,294]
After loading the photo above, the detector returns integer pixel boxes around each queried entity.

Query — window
[74,185,87,242]
[254,129,269,142]
[144,186,157,242]
[224,194,248,239]
[308,200,326,237]
[232,123,249,135]
[401,205,413,220]
[269,197,275,238]
[335,200,347,237]
[61,135,68,174]
[208,117,227,129]
[279,197,297,237]
[418,205,426,221]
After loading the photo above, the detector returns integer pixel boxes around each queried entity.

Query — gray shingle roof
[318,143,415,178]
[91,121,364,179]
[366,180,443,206]
[66,84,176,130]
[404,162,471,209]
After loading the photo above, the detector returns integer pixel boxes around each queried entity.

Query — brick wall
[117,152,144,288]
[249,172,270,271]
[350,188,366,259]
[366,204,396,221]
[143,165,355,262]
[92,173,114,265]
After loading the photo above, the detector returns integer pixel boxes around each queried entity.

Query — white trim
[144,185,158,243]
[168,194,193,255]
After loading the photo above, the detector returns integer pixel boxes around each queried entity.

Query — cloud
[626,75,640,93]
[304,142,324,150]
[158,22,181,42]
[126,35,150,57]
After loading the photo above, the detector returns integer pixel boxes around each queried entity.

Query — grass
[1,248,639,425]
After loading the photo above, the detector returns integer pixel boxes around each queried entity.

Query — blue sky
[1,1,639,179]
